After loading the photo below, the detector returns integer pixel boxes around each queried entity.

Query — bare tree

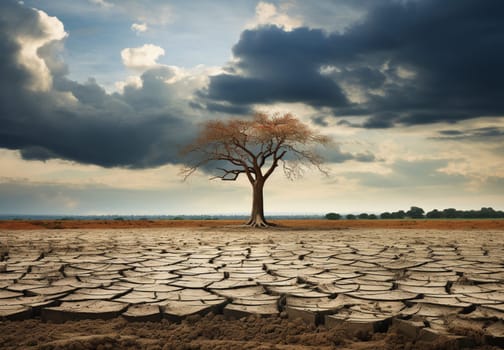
[182,112,330,227]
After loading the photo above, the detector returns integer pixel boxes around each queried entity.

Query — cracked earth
[0,227,503,349]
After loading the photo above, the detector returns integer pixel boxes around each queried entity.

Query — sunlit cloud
[121,44,165,70]
[131,22,148,33]
[247,1,302,31]
[16,9,67,91]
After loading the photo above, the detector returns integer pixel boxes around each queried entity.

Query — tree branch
[180,112,330,186]
[210,167,247,181]
[264,149,287,180]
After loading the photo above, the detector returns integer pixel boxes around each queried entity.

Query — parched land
[0,218,503,230]
[0,224,503,349]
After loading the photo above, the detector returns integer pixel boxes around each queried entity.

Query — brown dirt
[0,219,503,230]
[0,313,500,350]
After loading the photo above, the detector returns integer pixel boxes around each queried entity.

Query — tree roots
[246,218,277,228]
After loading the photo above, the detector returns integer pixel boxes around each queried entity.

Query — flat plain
[0,221,503,349]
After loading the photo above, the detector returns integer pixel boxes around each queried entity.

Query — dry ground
[0,219,503,230]
[1,313,500,350]
[0,223,503,349]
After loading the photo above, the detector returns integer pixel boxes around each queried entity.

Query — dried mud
[0,226,503,349]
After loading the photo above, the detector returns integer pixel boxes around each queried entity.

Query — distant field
[0,218,503,230]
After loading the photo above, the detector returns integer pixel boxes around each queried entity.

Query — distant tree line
[325,207,504,220]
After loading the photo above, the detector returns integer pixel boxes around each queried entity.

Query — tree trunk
[246,180,269,227]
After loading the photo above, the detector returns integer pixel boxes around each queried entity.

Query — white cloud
[256,2,277,22]
[248,1,302,31]
[131,22,148,33]
[114,75,143,93]
[163,64,223,85]
[90,1,172,25]
[116,40,223,94]
[396,66,416,79]
[89,0,113,8]
[16,9,67,92]
[120,44,165,70]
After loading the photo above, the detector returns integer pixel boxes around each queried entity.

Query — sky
[0,0,503,216]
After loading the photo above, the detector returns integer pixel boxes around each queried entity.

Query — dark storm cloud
[201,0,504,128]
[433,127,504,141]
[311,115,329,127]
[0,1,373,168]
[0,4,35,101]
[319,145,376,164]
[190,100,252,115]
[203,26,350,109]
[439,130,464,136]
[0,1,195,168]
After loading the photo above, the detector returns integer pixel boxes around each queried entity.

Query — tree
[390,210,406,219]
[181,113,330,227]
[442,208,458,218]
[426,209,442,218]
[406,206,425,219]
[325,213,341,220]
[480,207,495,218]
[380,212,392,219]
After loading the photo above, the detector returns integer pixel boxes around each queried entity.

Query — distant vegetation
[325,207,504,220]
[2,208,502,222]
[324,213,341,220]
